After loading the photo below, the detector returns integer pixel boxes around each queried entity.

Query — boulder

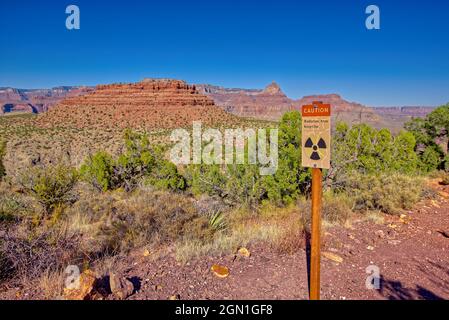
[109,272,134,300]
[63,269,97,300]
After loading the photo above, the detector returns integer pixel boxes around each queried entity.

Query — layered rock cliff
[0,86,93,114]
[196,82,294,120]
[38,79,235,129]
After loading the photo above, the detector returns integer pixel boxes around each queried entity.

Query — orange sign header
[301,101,331,117]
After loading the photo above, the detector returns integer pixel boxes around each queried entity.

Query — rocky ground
[119,179,449,300]
[1,181,448,300]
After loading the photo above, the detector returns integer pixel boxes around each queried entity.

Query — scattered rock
[430,200,440,208]
[211,264,230,278]
[366,246,375,251]
[143,249,151,257]
[237,247,251,258]
[374,230,385,239]
[63,269,97,300]
[154,285,163,291]
[322,252,344,264]
[169,294,180,300]
[399,214,411,224]
[109,272,134,300]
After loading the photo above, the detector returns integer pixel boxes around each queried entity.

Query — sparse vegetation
[80,130,185,192]
[341,172,424,214]
[186,112,310,207]
[0,140,6,181]
[19,164,78,217]
[441,172,449,185]
[1,104,448,297]
[405,103,449,172]
[0,193,28,222]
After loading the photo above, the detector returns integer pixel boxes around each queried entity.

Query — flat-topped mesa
[37,79,234,129]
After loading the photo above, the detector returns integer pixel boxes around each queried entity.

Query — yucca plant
[207,211,227,232]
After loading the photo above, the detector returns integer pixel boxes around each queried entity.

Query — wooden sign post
[301,101,331,300]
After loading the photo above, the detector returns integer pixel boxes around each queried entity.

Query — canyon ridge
[1,79,436,131]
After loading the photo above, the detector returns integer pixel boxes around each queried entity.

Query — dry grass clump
[62,187,214,258]
[37,268,67,300]
[343,172,424,215]
[175,205,306,262]
[0,188,32,222]
[441,172,449,185]
[175,220,283,263]
[272,209,305,254]
[0,229,83,284]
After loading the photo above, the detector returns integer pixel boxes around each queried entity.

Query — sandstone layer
[0,86,93,114]
[38,79,235,129]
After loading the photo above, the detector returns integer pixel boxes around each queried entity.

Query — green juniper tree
[405,103,449,172]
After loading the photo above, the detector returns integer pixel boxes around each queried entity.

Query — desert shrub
[417,145,443,172]
[0,246,13,283]
[441,172,449,186]
[294,193,351,231]
[186,164,227,198]
[206,210,227,232]
[391,131,419,173]
[144,157,186,191]
[274,211,305,254]
[444,154,449,172]
[405,103,449,172]
[262,111,310,205]
[342,172,423,214]
[0,194,28,222]
[186,111,310,207]
[0,230,82,283]
[187,162,266,208]
[79,151,114,191]
[19,164,78,216]
[330,123,419,185]
[63,189,214,257]
[0,140,6,180]
[322,193,352,224]
[225,163,265,207]
[113,130,157,191]
[81,130,185,192]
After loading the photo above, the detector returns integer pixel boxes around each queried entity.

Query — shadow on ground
[379,275,445,300]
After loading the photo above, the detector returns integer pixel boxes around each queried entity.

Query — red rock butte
[37,79,235,129]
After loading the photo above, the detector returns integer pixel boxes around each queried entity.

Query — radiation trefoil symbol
[304,135,328,161]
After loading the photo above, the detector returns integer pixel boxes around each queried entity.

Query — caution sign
[301,102,331,169]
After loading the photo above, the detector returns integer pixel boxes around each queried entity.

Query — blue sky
[1,0,448,106]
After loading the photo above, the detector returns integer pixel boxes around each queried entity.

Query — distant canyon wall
[0,86,94,114]
[1,80,437,132]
